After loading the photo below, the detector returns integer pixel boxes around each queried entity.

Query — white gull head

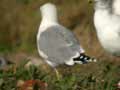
[94,0,113,10]
[40,3,58,25]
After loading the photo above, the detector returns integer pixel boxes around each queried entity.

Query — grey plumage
[38,25,80,66]
[94,0,113,11]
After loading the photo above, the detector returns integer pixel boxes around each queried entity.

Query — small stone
[17,80,25,87]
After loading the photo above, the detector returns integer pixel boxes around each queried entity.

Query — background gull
[37,3,96,78]
[89,0,120,56]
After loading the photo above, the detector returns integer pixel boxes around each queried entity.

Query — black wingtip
[73,53,97,64]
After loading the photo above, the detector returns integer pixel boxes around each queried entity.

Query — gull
[89,0,120,56]
[37,3,96,78]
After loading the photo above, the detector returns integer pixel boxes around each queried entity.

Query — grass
[0,60,119,90]
[0,0,120,90]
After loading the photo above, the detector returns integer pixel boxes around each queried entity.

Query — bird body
[94,0,120,56]
[38,25,82,67]
[37,3,84,67]
[37,3,96,69]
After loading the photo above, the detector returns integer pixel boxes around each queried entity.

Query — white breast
[94,10,120,54]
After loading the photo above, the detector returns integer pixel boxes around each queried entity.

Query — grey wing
[38,25,80,65]
[58,25,80,50]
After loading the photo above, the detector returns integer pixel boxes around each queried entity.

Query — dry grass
[0,0,120,90]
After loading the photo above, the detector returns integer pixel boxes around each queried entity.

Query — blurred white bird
[91,0,120,56]
[37,3,96,78]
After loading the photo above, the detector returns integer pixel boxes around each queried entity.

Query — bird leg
[54,68,62,80]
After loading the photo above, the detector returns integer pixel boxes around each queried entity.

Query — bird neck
[40,9,59,30]
[41,15,58,23]
[40,18,58,27]
[40,18,58,32]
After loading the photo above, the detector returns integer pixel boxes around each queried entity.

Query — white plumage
[112,0,120,15]
[93,0,120,56]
